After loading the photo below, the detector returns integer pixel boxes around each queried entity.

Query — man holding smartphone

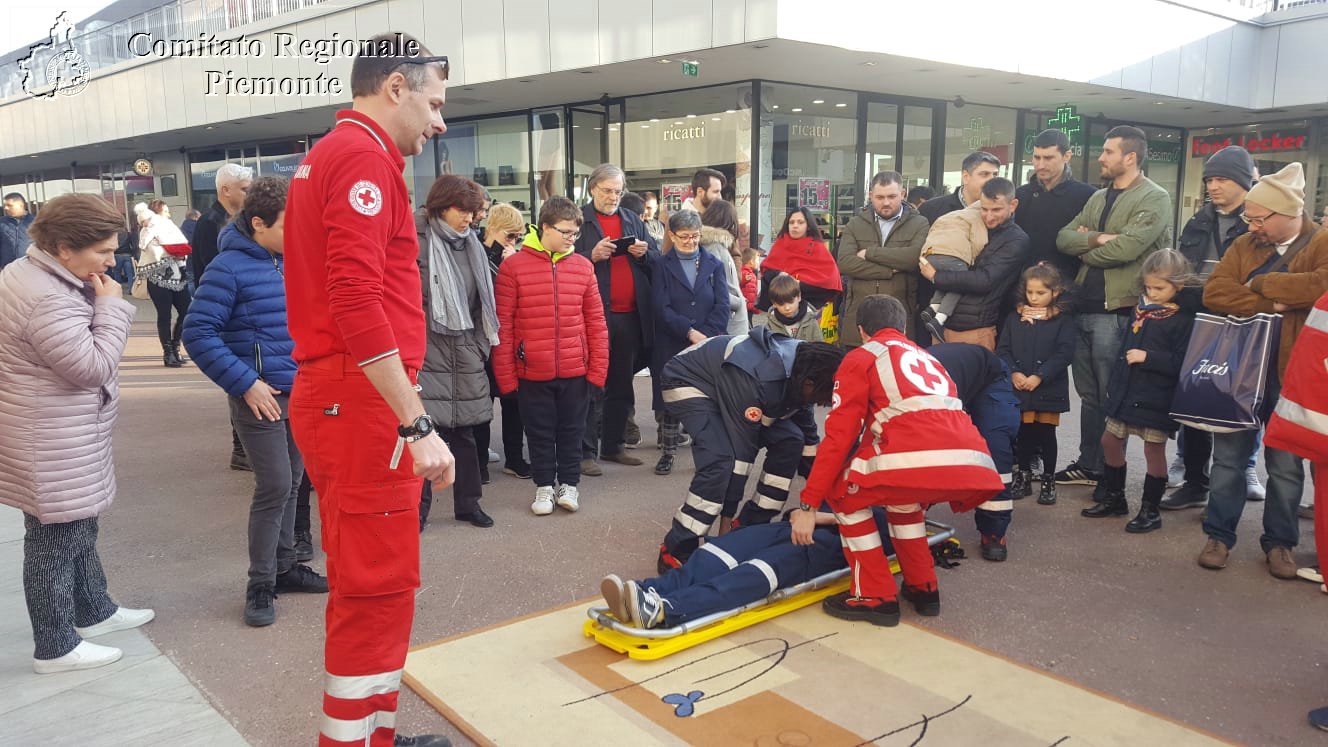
[575,163,660,475]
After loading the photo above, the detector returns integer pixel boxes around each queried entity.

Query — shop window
[532,108,566,219]
[1184,121,1310,217]
[760,83,858,246]
[257,140,308,180]
[901,106,934,190]
[189,147,226,209]
[865,102,898,190]
[941,102,1017,199]
[434,115,534,222]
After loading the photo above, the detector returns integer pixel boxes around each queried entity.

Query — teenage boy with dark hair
[793,295,1003,626]
[655,329,845,573]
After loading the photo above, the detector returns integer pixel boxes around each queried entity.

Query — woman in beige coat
[0,194,154,674]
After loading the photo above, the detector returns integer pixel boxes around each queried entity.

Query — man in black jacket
[575,163,660,475]
[919,178,1031,351]
[1014,129,1096,282]
[919,151,1001,224]
[1163,145,1256,511]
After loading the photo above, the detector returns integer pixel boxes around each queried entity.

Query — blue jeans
[1204,388,1301,552]
[110,255,135,286]
[1071,312,1128,472]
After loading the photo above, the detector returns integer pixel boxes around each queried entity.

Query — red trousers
[291,355,423,747]
[826,494,935,601]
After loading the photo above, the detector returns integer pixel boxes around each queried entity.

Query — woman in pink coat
[0,194,154,674]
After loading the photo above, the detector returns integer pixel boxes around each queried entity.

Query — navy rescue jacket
[660,327,820,458]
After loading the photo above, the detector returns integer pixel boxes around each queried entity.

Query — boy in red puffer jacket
[494,196,609,516]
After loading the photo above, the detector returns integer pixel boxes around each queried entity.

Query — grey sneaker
[1160,483,1208,511]
[1167,456,1185,488]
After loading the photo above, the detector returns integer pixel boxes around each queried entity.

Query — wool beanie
[1202,146,1255,192]
[1246,162,1306,217]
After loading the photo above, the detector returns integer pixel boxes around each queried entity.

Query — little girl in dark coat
[1086,249,1198,533]
[996,263,1076,505]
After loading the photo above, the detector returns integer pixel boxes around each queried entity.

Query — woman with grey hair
[416,175,498,529]
[649,210,731,475]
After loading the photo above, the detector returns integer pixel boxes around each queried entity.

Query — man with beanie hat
[1198,162,1328,579]
[1163,145,1257,513]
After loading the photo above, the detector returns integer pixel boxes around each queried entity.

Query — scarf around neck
[1132,298,1179,333]
[427,217,499,344]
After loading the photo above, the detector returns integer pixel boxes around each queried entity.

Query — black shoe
[624,420,642,448]
[1011,470,1033,498]
[479,466,491,485]
[274,563,329,594]
[922,314,947,344]
[1125,504,1162,533]
[230,452,252,472]
[980,534,1008,562]
[654,454,674,475]
[456,509,494,528]
[1081,493,1128,517]
[394,736,452,747]
[900,585,941,616]
[244,584,276,627]
[1055,463,1100,485]
[294,530,314,562]
[163,343,183,368]
[1036,474,1057,505]
[822,592,901,627]
[502,460,532,479]
[1160,483,1208,510]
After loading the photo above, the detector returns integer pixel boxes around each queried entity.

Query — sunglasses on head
[390,55,449,80]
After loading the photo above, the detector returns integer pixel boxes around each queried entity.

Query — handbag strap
[1250,224,1320,281]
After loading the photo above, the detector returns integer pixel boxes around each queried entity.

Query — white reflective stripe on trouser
[852,449,997,473]
[760,473,792,490]
[662,386,708,403]
[1305,306,1328,335]
[978,499,1014,512]
[699,542,739,569]
[1275,396,1328,437]
[802,444,817,457]
[743,558,779,592]
[674,510,711,536]
[733,460,753,476]
[324,670,403,700]
[685,491,723,516]
[836,508,875,524]
[844,532,883,552]
[997,473,1012,485]
[751,492,786,511]
[321,710,397,743]
[887,522,927,540]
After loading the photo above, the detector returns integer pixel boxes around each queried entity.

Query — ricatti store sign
[1191,130,1308,157]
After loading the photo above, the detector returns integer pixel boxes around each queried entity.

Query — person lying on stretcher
[601,509,894,629]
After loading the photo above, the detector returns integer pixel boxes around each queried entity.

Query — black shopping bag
[1169,312,1282,432]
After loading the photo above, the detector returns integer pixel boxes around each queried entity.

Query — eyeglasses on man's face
[1241,211,1274,228]
[594,185,624,198]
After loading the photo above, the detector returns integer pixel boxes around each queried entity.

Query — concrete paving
[3,297,1323,746]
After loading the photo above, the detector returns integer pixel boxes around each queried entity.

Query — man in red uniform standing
[284,33,454,747]
[792,294,1004,627]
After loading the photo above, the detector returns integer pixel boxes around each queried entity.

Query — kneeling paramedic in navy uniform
[605,509,892,628]
[656,328,844,574]
[929,342,1021,561]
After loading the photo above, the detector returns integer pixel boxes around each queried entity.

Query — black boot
[163,342,182,368]
[1036,473,1057,505]
[171,339,187,366]
[1011,470,1033,499]
[1082,464,1128,517]
[1126,474,1166,533]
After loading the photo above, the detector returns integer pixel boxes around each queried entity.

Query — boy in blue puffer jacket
[182,177,329,628]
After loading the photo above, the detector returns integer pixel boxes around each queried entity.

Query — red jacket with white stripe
[1266,291,1328,461]
[801,328,1004,512]
[493,227,609,395]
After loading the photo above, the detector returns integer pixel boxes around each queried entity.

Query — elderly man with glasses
[1197,162,1328,579]
[573,163,661,476]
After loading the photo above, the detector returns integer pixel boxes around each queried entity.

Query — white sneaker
[555,484,580,512]
[487,449,500,463]
[75,607,155,639]
[1167,456,1185,488]
[1297,566,1324,584]
[531,486,555,515]
[1245,467,1266,502]
[33,640,122,674]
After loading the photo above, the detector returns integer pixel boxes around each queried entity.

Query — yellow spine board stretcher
[585,521,958,660]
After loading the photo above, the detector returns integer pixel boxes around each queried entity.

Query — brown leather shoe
[1197,538,1228,570]
[601,452,644,467]
[580,459,603,477]
[1267,546,1298,579]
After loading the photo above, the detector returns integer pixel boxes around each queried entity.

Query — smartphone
[612,235,637,255]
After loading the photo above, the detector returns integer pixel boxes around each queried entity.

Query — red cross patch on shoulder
[744,406,763,423]
[349,180,384,216]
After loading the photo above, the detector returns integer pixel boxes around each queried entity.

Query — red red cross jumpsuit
[800,328,1004,601]
[1266,290,1328,586]
[284,110,428,747]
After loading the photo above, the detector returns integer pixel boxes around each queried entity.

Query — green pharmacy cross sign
[1047,106,1083,146]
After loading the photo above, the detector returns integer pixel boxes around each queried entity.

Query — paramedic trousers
[972,374,1020,540]
[291,355,423,747]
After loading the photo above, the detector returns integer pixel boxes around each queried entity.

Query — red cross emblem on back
[348,180,384,216]
[909,359,943,389]
[899,350,949,395]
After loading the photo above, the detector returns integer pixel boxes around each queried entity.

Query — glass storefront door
[570,107,610,203]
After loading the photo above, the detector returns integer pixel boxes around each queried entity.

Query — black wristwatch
[798,501,815,513]
[398,415,435,441]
